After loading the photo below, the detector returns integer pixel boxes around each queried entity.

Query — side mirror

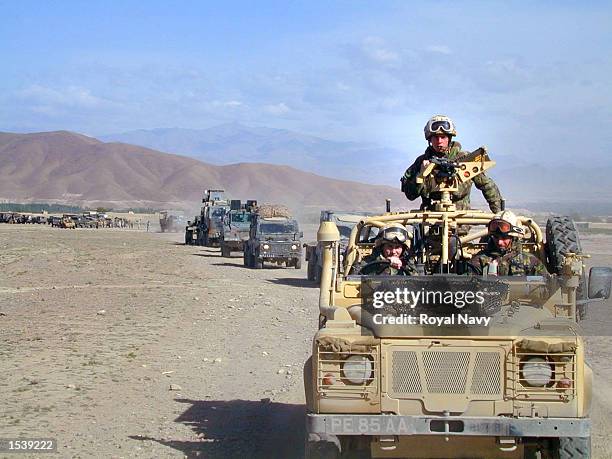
[299,231,304,238]
[588,267,612,300]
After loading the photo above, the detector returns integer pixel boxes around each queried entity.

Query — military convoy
[303,149,612,458]
[185,192,303,269]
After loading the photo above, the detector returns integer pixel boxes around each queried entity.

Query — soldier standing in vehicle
[359,223,416,275]
[470,211,546,276]
[401,115,503,212]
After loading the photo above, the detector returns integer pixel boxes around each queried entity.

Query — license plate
[327,416,415,435]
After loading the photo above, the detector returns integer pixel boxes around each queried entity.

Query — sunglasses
[430,120,452,133]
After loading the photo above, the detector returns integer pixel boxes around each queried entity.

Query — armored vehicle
[304,148,612,458]
[305,210,375,283]
[219,199,257,257]
[243,206,303,269]
[192,189,230,246]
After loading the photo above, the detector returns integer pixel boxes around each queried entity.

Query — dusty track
[0,226,611,458]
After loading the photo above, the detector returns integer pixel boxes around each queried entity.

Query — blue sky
[2,0,611,159]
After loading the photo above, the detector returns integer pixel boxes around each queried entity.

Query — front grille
[392,351,421,393]
[390,347,503,399]
[471,352,503,395]
[423,351,470,394]
[262,243,298,256]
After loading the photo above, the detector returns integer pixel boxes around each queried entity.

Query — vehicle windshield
[260,222,298,233]
[338,224,354,238]
[231,213,252,223]
[211,208,226,217]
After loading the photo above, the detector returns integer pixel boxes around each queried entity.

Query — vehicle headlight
[262,244,270,250]
[291,244,298,250]
[521,357,553,387]
[341,355,373,385]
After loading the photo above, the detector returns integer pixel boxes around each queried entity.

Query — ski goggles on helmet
[378,227,409,244]
[488,219,523,236]
[430,120,453,134]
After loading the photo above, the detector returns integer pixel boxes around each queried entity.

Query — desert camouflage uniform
[359,250,417,275]
[401,141,503,212]
[470,240,546,276]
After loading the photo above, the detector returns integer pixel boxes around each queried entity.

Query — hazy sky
[2,0,611,158]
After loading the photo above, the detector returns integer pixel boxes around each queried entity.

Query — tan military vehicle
[59,215,76,229]
[304,148,612,458]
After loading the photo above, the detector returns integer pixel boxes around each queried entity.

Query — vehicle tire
[295,257,302,269]
[305,433,341,459]
[221,245,230,257]
[307,259,315,281]
[251,254,261,269]
[545,216,588,319]
[303,356,314,410]
[551,436,590,459]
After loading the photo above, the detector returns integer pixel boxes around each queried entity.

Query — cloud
[425,45,452,55]
[263,102,290,115]
[16,85,117,109]
[211,100,244,108]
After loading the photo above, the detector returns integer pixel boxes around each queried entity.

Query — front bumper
[260,252,301,258]
[306,414,590,437]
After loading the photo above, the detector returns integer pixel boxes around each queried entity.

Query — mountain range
[0,131,406,217]
[2,125,611,218]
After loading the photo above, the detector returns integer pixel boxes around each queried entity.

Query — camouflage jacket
[358,250,417,275]
[400,142,503,212]
[470,240,546,276]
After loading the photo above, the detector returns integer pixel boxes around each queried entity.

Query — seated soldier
[470,211,546,276]
[359,223,416,275]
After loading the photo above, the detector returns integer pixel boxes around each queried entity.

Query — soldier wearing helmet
[401,115,503,212]
[358,223,416,275]
[470,211,546,276]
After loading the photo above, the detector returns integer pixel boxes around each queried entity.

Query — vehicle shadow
[211,261,246,268]
[192,251,222,258]
[130,398,305,458]
[267,278,318,288]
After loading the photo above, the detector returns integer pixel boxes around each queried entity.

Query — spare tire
[545,216,588,319]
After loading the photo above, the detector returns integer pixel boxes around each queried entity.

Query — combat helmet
[488,210,525,238]
[424,115,457,140]
[375,223,413,249]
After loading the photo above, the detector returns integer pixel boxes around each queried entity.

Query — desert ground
[1,224,611,458]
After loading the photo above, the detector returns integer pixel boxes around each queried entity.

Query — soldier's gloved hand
[388,256,403,269]
[419,160,431,173]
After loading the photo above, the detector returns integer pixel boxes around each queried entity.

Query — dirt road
[0,226,611,458]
